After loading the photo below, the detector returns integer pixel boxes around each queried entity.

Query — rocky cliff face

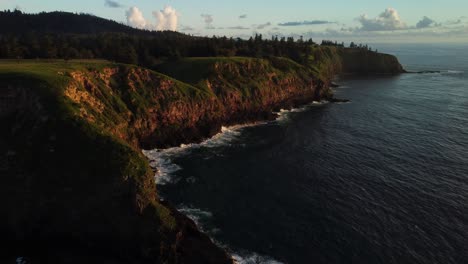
[0,51,404,263]
[57,58,331,149]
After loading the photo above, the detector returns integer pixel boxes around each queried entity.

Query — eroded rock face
[71,62,330,149]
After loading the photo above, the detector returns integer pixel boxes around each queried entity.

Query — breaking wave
[232,252,284,264]
[178,205,283,264]
[143,124,262,185]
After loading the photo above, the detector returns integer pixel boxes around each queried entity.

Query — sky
[1,0,468,43]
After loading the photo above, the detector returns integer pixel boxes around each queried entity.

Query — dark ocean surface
[144,43,468,264]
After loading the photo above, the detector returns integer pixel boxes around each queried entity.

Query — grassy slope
[155,56,313,97]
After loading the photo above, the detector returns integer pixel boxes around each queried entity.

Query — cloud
[416,16,437,28]
[239,14,247,19]
[153,6,178,31]
[357,8,407,31]
[126,6,179,31]
[445,18,462,25]
[104,0,123,8]
[126,7,148,29]
[298,22,468,43]
[255,22,271,30]
[278,20,334,26]
[201,14,215,29]
[180,25,195,31]
[228,26,250,30]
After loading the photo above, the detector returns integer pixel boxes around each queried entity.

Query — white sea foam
[16,257,27,264]
[178,206,214,231]
[232,252,284,264]
[275,101,328,122]
[143,123,260,185]
[177,205,283,264]
[446,70,464,74]
[143,149,182,185]
[311,100,329,105]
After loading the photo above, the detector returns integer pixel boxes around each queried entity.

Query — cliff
[339,48,405,75]
[0,61,231,263]
[0,50,403,263]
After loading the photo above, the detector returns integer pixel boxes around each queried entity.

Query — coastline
[143,102,328,264]
[0,49,404,263]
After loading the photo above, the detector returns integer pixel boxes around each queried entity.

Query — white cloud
[153,6,178,31]
[358,8,407,31]
[126,6,179,31]
[126,7,148,29]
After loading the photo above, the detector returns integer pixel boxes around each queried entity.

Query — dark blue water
[145,44,468,264]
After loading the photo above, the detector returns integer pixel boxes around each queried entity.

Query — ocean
[144,43,468,264]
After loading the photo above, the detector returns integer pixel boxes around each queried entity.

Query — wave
[177,206,218,233]
[145,100,327,184]
[178,205,283,264]
[275,101,328,122]
[445,70,464,75]
[143,147,184,185]
[143,124,261,185]
[232,252,284,264]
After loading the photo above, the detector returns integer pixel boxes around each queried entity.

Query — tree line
[0,10,375,68]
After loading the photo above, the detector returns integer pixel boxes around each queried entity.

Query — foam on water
[445,70,464,75]
[143,101,327,262]
[143,123,263,185]
[335,85,351,89]
[275,101,328,122]
[177,206,216,232]
[232,252,284,264]
[178,205,283,264]
[143,150,182,185]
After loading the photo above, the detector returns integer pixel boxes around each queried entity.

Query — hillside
[0,10,158,35]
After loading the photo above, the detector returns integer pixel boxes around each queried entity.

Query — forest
[0,9,375,69]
